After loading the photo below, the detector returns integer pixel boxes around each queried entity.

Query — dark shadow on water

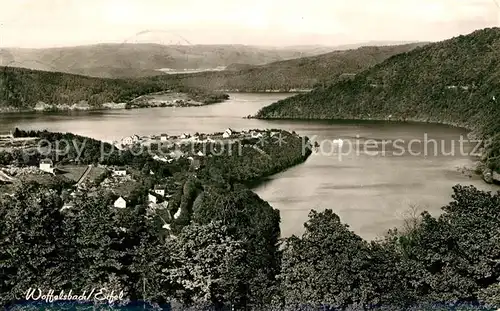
[245,176,273,190]
[261,118,470,131]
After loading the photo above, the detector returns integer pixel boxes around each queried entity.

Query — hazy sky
[0,0,498,47]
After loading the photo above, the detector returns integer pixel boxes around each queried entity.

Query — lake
[0,93,497,240]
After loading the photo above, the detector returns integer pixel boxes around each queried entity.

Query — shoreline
[0,96,229,115]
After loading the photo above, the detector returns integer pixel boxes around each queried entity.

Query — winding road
[0,170,15,183]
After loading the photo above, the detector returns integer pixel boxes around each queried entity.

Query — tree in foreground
[165,221,247,310]
[279,209,379,310]
[279,185,500,310]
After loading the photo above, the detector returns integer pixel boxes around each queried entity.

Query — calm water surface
[0,93,497,240]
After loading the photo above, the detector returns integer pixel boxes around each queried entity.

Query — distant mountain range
[0,41,428,112]
[0,44,338,78]
[0,41,421,79]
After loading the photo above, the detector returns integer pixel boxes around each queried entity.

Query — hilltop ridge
[0,43,335,78]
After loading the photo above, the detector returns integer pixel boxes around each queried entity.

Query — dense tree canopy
[255,28,500,173]
[2,173,500,310]
[166,221,247,309]
[279,185,500,310]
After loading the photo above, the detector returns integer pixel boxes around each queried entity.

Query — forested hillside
[157,43,425,91]
[2,176,500,309]
[0,66,227,111]
[0,42,423,111]
[255,27,500,175]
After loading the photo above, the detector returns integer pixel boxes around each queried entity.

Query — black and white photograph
[1,0,500,310]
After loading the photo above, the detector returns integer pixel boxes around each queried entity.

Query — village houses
[222,128,233,138]
[112,167,127,176]
[251,131,263,138]
[153,154,168,162]
[114,197,127,208]
[121,134,140,146]
[39,159,54,174]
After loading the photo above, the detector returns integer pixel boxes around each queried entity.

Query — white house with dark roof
[123,134,141,145]
[121,136,134,146]
[112,167,127,176]
[154,185,166,197]
[114,197,127,209]
[39,158,54,174]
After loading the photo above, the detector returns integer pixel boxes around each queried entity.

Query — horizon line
[0,39,431,50]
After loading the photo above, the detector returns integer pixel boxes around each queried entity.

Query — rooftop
[40,158,53,165]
